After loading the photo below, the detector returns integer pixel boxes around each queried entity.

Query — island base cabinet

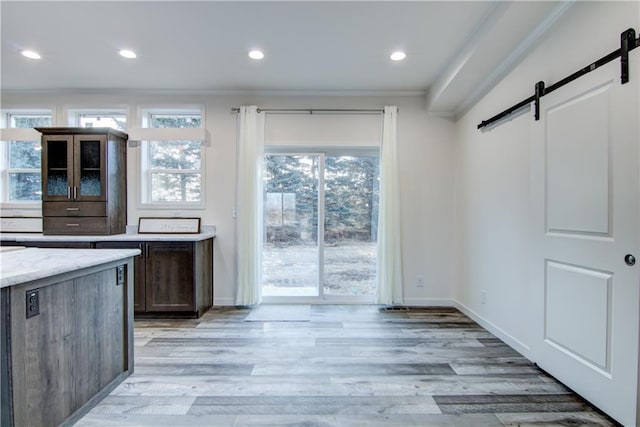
[1,262,133,427]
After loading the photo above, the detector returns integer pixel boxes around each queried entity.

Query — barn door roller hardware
[478,28,640,130]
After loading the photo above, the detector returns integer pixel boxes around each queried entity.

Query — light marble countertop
[0,225,216,243]
[0,247,141,289]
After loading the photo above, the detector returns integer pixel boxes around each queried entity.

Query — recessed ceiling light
[118,49,137,59]
[248,50,264,60]
[390,51,406,61]
[21,50,41,60]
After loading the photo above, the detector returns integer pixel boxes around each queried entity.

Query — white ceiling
[1,1,571,118]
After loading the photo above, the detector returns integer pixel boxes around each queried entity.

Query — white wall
[454,1,640,356]
[0,93,456,306]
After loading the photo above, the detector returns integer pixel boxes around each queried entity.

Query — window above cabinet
[0,110,52,204]
[135,106,206,209]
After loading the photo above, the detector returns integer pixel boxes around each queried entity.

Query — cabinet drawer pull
[66,207,80,211]
[67,186,71,199]
[66,223,80,227]
[73,186,78,200]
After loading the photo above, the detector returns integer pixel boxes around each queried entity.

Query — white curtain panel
[235,106,265,306]
[376,106,404,305]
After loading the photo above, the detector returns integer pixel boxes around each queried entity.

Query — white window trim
[137,105,205,127]
[140,141,205,210]
[0,108,55,128]
[66,107,129,130]
[0,109,52,210]
[137,106,206,210]
[1,141,42,209]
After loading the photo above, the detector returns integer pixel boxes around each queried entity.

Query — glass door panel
[262,154,319,297]
[44,138,71,199]
[262,151,379,301]
[323,155,379,297]
[78,139,103,197]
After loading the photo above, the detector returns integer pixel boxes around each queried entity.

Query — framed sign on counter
[138,217,201,234]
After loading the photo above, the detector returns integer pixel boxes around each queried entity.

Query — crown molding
[1,88,426,98]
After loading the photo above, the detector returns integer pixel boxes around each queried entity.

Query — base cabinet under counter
[95,239,213,318]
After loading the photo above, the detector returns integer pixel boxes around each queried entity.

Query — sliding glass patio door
[262,151,379,302]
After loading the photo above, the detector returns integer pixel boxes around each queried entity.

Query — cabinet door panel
[42,135,74,201]
[95,242,146,312]
[146,242,194,311]
[74,135,107,201]
[73,268,125,405]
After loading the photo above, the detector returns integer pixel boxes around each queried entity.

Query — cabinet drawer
[43,217,109,235]
[43,202,107,217]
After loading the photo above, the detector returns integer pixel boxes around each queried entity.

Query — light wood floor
[75,305,616,426]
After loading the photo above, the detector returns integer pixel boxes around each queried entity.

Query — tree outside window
[145,113,203,204]
[78,113,126,131]
[4,113,52,202]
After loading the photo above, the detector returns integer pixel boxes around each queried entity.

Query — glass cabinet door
[42,135,73,201]
[74,135,107,200]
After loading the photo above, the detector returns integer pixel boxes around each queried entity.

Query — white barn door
[531,58,639,425]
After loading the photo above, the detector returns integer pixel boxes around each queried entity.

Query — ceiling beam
[453,1,575,120]
[424,2,510,113]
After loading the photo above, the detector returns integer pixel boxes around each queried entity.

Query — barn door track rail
[478,28,640,130]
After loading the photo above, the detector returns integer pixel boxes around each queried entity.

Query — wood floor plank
[434,393,597,414]
[232,414,505,427]
[188,395,441,416]
[449,362,542,376]
[250,362,455,376]
[134,363,254,376]
[74,414,238,426]
[497,411,616,426]
[74,305,616,426]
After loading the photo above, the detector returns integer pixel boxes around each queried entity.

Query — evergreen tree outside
[262,153,379,297]
[147,114,203,202]
[6,114,51,201]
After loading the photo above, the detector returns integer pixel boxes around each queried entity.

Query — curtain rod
[230,107,386,114]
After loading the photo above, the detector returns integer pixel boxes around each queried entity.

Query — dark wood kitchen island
[0,247,139,427]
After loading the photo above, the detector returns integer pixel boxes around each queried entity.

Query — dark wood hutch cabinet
[36,127,127,235]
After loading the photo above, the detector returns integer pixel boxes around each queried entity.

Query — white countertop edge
[0,225,216,243]
[1,248,141,289]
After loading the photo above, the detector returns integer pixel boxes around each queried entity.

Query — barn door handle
[625,254,636,266]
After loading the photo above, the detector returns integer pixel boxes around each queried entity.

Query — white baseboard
[403,298,455,307]
[213,297,236,306]
[454,300,532,358]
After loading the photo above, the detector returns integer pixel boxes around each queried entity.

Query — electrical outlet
[416,275,425,288]
[26,289,40,318]
[117,265,125,286]
[481,290,487,305]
